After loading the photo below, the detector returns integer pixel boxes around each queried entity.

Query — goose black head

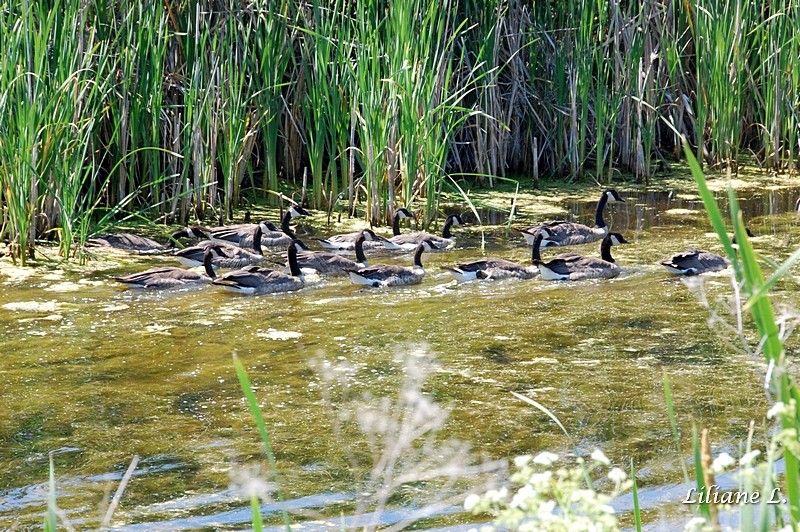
[447,214,465,226]
[172,226,208,240]
[607,232,629,245]
[396,208,413,219]
[257,220,272,232]
[202,243,227,257]
[292,239,310,251]
[289,205,312,217]
[731,228,755,245]
[605,189,626,203]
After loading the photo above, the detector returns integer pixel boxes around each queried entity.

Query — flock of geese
[94,190,733,295]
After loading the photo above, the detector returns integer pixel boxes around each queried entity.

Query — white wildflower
[510,484,536,509]
[768,402,785,419]
[529,471,553,489]
[464,493,481,511]
[712,452,735,473]
[740,450,761,466]
[608,467,627,484]
[591,449,610,466]
[514,455,532,468]
[533,451,559,466]
[485,487,508,503]
[537,499,556,518]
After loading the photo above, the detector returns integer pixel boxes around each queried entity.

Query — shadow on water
[1,180,799,529]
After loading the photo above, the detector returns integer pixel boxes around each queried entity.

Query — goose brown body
[520,189,625,248]
[658,248,729,275]
[532,231,628,281]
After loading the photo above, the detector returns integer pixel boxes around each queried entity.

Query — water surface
[2,180,799,529]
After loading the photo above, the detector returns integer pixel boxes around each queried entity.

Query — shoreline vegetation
[3,1,800,264]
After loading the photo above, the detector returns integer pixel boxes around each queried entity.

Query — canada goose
[315,228,396,251]
[442,232,558,281]
[113,245,220,288]
[259,205,312,247]
[87,233,173,254]
[296,231,373,275]
[212,240,305,294]
[531,230,629,281]
[346,241,432,287]
[388,213,464,250]
[208,206,311,248]
[520,189,626,248]
[175,226,266,268]
[658,248,730,275]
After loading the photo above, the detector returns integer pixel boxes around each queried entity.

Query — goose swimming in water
[208,206,311,248]
[346,241,432,287]
[113,245,220,288]
[520,189,626,248]
[212,240,306,294]
[175,226,267,269]
[295,230,373,275]
[658,248,730,275]
[531,230,629,280]
[442,230,558,281]
[388,213,464,251]
[87,233,174,255]
[315,228,396,251]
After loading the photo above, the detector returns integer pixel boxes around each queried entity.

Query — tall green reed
[251,0,295,206]
[685,138,800,524]
[693,0,752,167]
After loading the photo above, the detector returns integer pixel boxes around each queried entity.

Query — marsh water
[2,178,800,530]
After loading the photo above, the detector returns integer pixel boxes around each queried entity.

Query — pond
[1,177,799,530]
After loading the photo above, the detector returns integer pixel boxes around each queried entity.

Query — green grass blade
[631,458,642,532]
[692,424,711,521]
[233,353,291,531]
[45,453,56,532]
[251,494,264,532]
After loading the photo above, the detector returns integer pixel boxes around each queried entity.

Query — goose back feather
[532,231,628,281]
[346,242,429,287]
[658,248,729,275]
[521,189,625,247]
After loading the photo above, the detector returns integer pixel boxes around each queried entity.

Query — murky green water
[2,179,800,529]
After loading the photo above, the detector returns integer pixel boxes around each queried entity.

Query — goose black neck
[600,237,615,263]
[281,210,298,238]
[203,251,217,279]
[354,235,367,263]
[392,212,402,236]
[171,229,188,240]
[442,217,455,238]
[252,228,264,255]
[595,193,610,229]
[287,245,301,277]
[531,233,543,263]
[413,244,426,268]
